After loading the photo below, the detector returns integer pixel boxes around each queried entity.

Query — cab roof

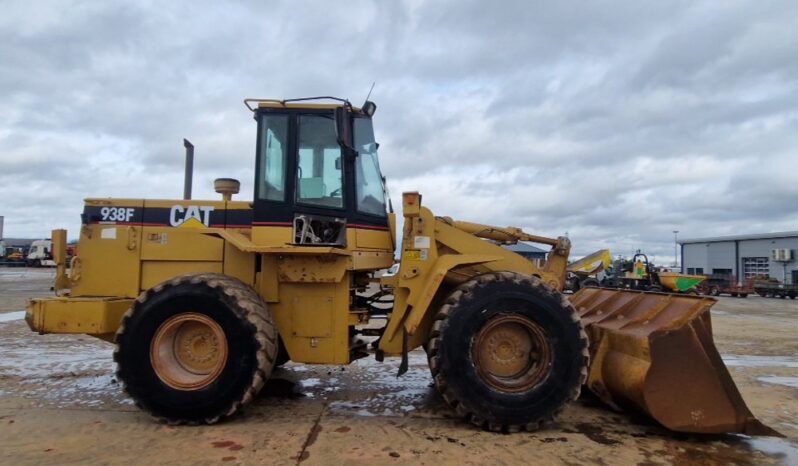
[244,97,362,112]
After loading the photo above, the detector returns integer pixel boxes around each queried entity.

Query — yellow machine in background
[606,252,706,293]
[26,97,773,435]
[566,248,612,290]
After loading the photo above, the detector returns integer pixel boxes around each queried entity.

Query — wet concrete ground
[0,268,796,465]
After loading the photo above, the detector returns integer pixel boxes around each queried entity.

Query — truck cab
[27,239,55,267]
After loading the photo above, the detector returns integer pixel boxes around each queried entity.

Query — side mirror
[335,157,341,170]
[335,107,352,148]
[361,101,377,117]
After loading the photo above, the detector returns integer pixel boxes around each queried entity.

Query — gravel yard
[0,268,796,465]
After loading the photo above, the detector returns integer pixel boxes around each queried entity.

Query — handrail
[243,96,352,112]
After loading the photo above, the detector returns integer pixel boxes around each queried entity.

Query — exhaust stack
[183,139,194,200]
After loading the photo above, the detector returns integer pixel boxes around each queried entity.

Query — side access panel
[140,227,225,290]
[268,254,352,365]
[72,200,144,298]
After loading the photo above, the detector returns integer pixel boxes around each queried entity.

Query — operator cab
[248,97,389,247]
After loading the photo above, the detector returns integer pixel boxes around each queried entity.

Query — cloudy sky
[2,0,797,262]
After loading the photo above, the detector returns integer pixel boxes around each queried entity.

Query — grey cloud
[1,0,796,262]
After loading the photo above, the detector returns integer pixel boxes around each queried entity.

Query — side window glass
[258,114,288,201]
[296,115,343,208]
[353,118,387,216]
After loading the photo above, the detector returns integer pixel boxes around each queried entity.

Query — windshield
[353,118,387,216]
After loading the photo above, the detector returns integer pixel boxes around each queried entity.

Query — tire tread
[426,272,589,432]
[115,273,275,425]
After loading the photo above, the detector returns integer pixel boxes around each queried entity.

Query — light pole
[673,230,679,269]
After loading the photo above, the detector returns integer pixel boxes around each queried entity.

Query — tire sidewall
[437,277,583,426]
[117,280,261,422]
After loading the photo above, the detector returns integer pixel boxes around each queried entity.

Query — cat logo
[169,205,215,228]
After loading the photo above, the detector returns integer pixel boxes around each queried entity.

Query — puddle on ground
[722,355,798,368]
[326,351,440,417]
[738,434,798,461]
[271,350,443,418]
[0,311,25,323]
[300,378,322,389]
[0,329,131,408]
[757,376,798,389]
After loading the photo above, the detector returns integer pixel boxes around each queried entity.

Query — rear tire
[114,273,276,424]
[427,272,589,432]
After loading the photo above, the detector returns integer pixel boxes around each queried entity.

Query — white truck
[26,239,56,267]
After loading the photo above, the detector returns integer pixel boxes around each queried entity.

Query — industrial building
[680,231,798,284]
[504,242,547,262]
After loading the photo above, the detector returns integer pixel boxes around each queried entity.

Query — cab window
[258,114,289,201]
[296,115,343,208]
[353,118,387,216]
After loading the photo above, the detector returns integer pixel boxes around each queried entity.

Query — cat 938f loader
[26,97,774,435]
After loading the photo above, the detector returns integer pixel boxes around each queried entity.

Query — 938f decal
[83,203,238,228]
[100,207,136,222]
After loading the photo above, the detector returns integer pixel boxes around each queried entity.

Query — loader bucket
[570,287,778,436]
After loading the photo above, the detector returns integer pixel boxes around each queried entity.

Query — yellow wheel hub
[473,315,552,393]
[151,313,228,390]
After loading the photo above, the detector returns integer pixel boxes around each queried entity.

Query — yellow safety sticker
[403,249,422,261]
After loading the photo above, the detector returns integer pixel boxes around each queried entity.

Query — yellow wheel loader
[26,97,774,435]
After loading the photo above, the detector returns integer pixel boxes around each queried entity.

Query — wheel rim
[472,314,552,393]
[150,312,228,390]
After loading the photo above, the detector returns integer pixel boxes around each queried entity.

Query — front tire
[114,273,276,424]
[427,272,589,432]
